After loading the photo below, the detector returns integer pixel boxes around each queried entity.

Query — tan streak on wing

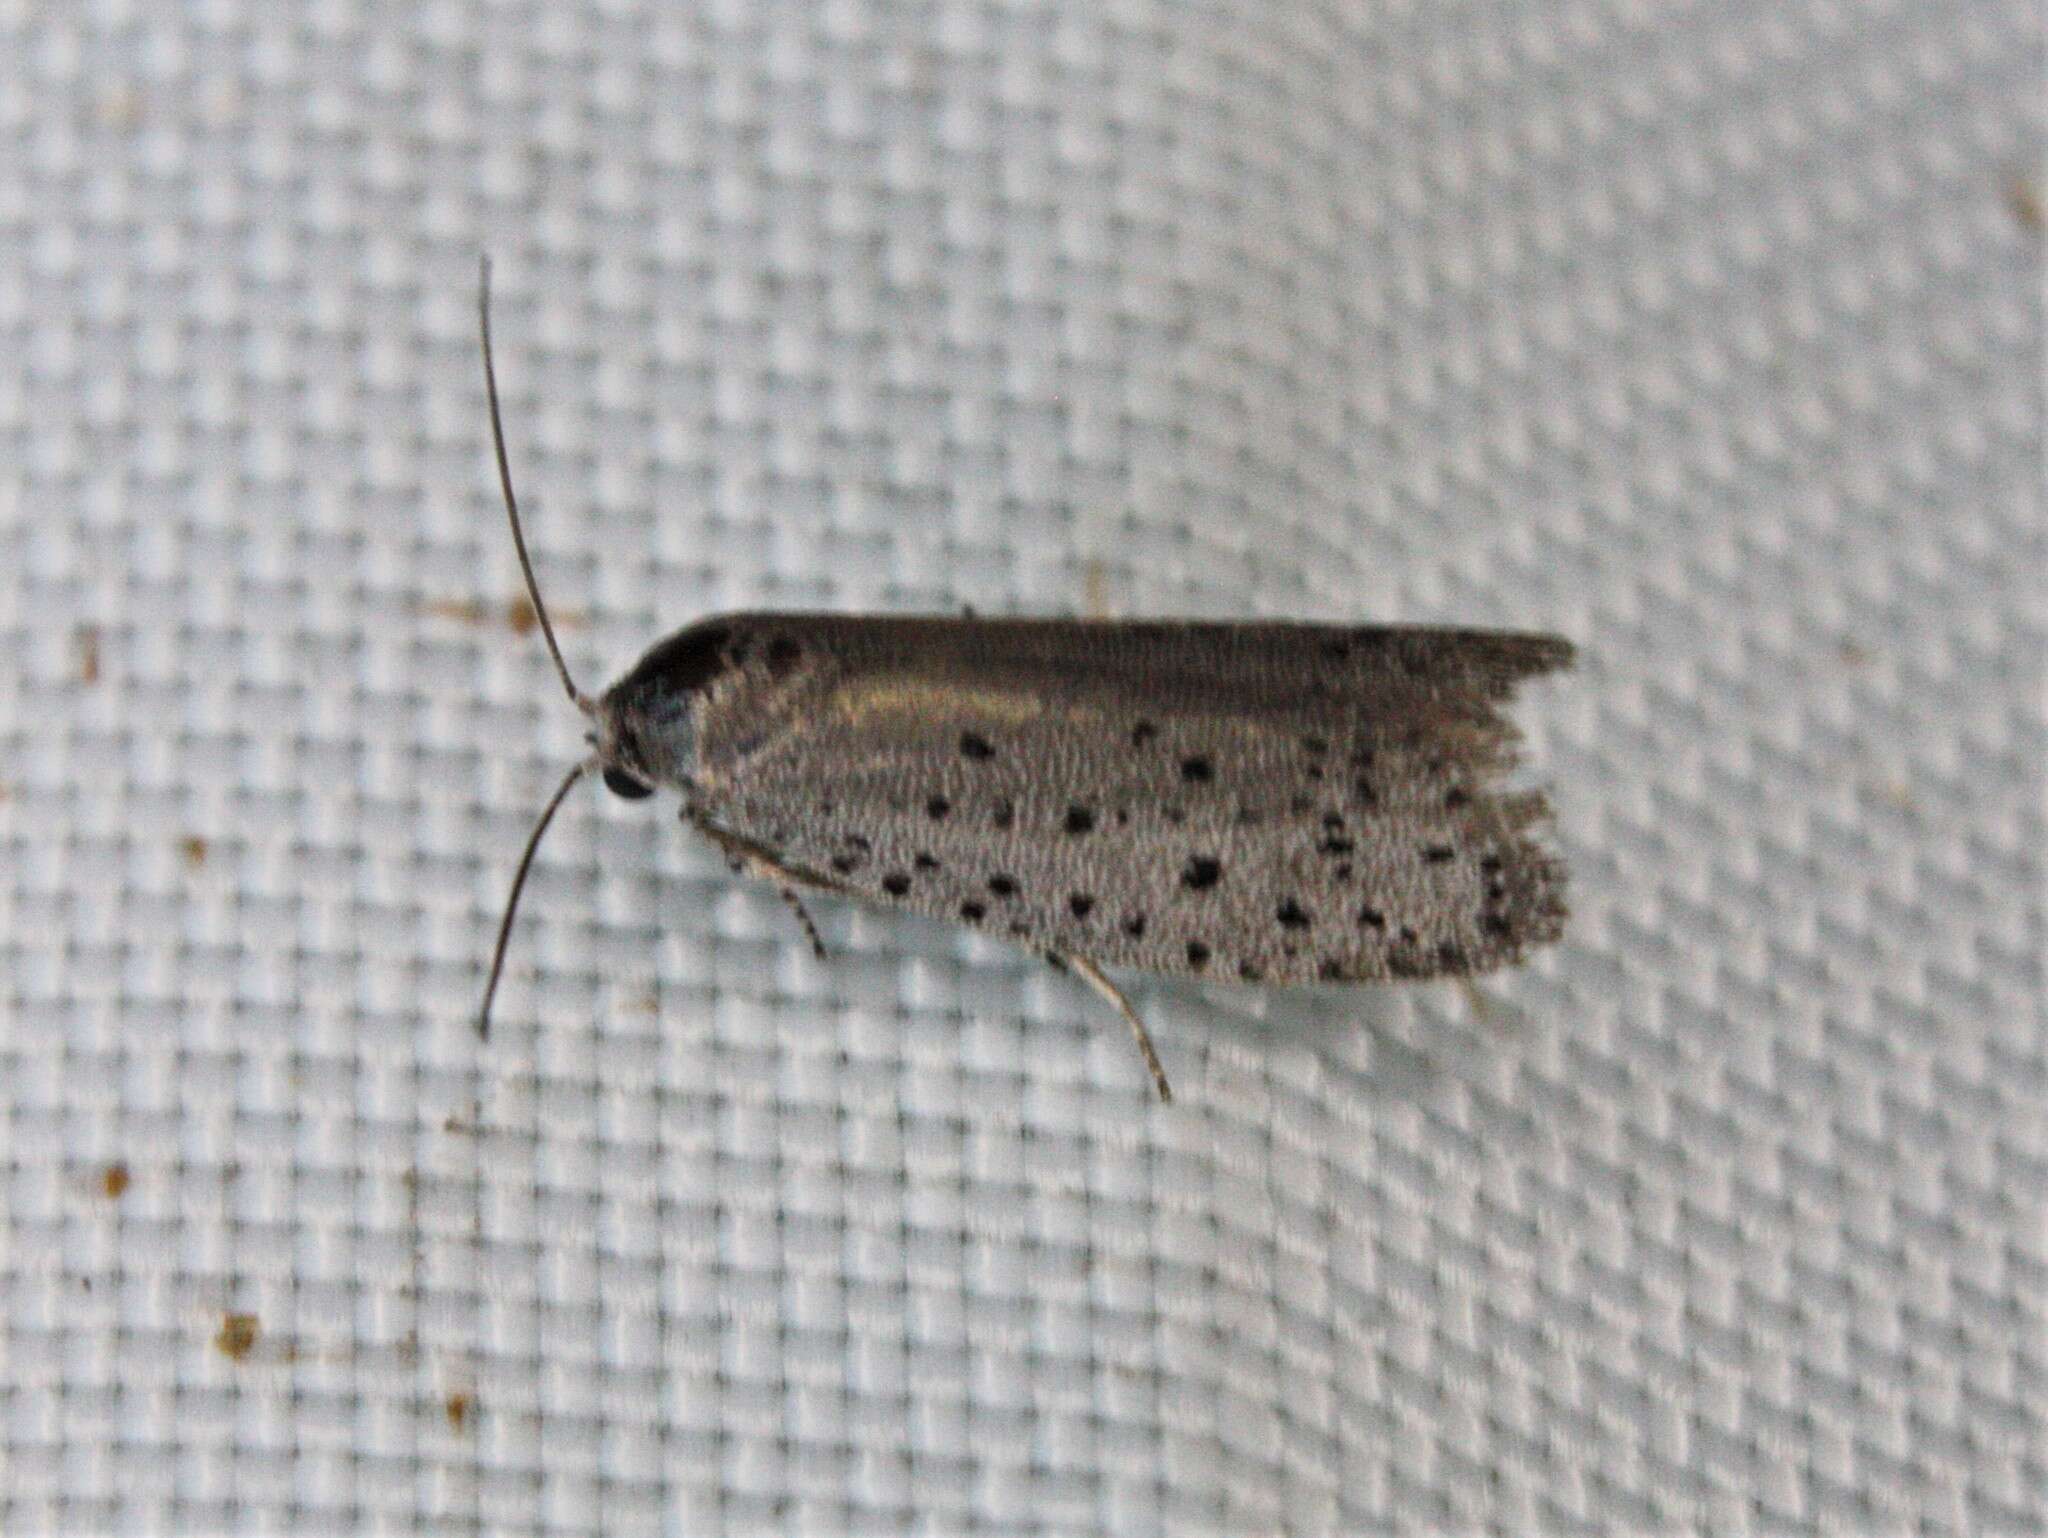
[829,676,1052,729]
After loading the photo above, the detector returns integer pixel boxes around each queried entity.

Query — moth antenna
[478,255,586,710]
[479,757,593,1040]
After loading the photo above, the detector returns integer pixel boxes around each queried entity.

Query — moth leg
[684,811,828,960]
[1058,952,1173,1103]
[769,883,828,960]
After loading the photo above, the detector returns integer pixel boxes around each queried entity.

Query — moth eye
[603,767,655,800]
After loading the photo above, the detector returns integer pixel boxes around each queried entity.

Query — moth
[475,261,1571,1100]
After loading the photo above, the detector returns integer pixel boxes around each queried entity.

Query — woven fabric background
[3,2,2041,1532]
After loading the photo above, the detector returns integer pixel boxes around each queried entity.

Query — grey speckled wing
[673,616,1571,988]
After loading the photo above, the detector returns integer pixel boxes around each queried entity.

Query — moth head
[585,700,688,801]
[592,618,736,793]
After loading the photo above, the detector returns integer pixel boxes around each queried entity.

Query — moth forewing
[673,615,1571,992]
